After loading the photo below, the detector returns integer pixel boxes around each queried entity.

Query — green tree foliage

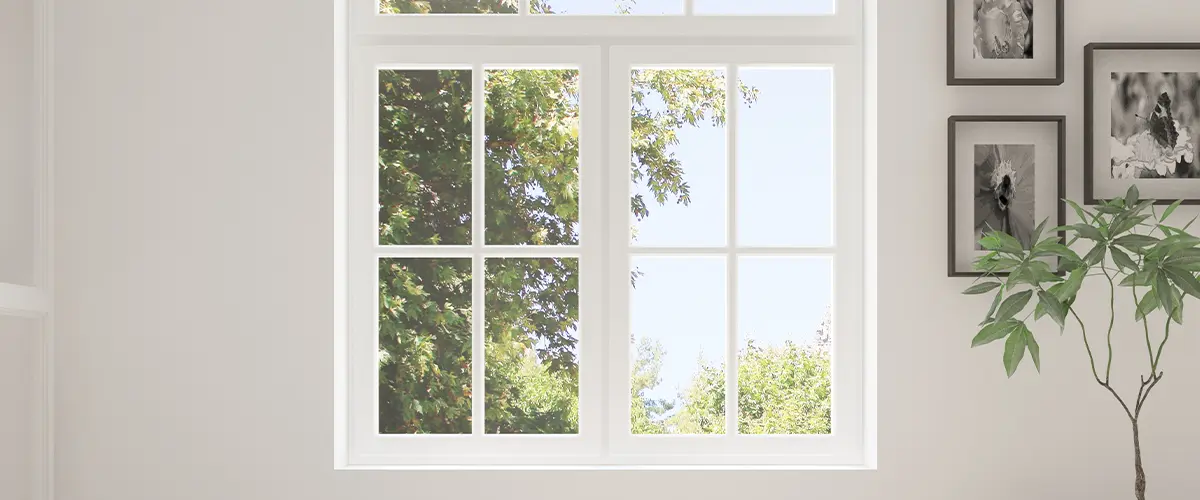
[634,339,832,435]
[630,338,673,435]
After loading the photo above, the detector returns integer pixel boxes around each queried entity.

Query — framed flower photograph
[946,0,1064,86]
[1085,43,1200,204]
[948,116,1066,277]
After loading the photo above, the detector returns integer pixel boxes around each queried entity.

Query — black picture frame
[948,115,1067,277]
[946,0,1064,86]
[1084,42,1200,205]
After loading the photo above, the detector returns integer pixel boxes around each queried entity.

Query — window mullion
[724,63,739,437]
[519,0,530,15]
[684,0,694,16]
[471,63,486,436]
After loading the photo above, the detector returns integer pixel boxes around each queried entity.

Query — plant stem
[1133,419,1147,500]
[1101,263,1116,383]
[1068,309,1103,384]
[1152,320,1170,375]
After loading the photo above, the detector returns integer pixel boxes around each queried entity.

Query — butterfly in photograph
[1112,91,1197,179]
[1142,92,1181,151]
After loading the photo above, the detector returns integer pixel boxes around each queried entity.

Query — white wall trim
[0,283,49,317]
[31,0,55,496]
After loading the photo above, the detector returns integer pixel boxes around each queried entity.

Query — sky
[539,0,834,15]
[629,67,835,409]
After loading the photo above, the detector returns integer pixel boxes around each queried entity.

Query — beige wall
[53,1,1200,499]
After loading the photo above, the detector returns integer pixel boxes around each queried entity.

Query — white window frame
[335,0,871,470]
[352,0,862,40]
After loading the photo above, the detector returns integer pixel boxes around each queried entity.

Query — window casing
[336,0,869,469]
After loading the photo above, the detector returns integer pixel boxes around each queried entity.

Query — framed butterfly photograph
[1086,43,1200,204]
[946,0,1064,86]
[948,116,1066,277]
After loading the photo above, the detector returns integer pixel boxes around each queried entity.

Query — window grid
[340,3,867,468]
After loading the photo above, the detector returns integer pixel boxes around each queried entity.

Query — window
[337,0,869,468]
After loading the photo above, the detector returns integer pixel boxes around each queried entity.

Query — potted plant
[963,186,1194,500]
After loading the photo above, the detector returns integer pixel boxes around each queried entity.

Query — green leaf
[978,232,1025,254]
[1113,234,1159,250]
[963,281,1002,295]
[980,289,1004,326]
[1154,234,1200,256]
[1064,199,1093,223]
[1055,269,1085,304]
[1155,273,1175,320]
[1003,325,1027,377]
[995,290,1033,321]
[1096,204,1125,215]
[1184,214,1200,231]
[1171,287,1184,324]
[1165,267,1200,299]
[1037,290,1067,330]
[975,256,1022,273]
[1120,269,1155,287]
[1023,326,1041,372]
[1031,241,1078,260]
[972,319,1019,347]
[1084,242,1107,265]
[1073,224,1105,241]
[1110,247,1137,272]
[1130,199,1155,217]
[1136,290,1159,321]
[1125,185,1140,208]
[1005,264,1030,289]
[1110,214,1151,237]
[1031,218,1049,245]
[1161,199,1184,221]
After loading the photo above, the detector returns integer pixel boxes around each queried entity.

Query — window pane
[379,69,473,245]
[534,0,682,14]
[378,258,473,434]
[485,258,580,433]
[737,257,832,435]
[695,0,834,15]
[485,69,581,246]
[737,68,833,247]
[379,0,519,14]
[630,68,727,247]
[630,256,725,434]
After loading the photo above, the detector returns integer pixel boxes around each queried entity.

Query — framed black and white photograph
[948,116,1066,277]
[1085,43,1200,204]
[946,0,1063,86]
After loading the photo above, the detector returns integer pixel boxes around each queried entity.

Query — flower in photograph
[973,0,1033,59]
[974,144,1036,250]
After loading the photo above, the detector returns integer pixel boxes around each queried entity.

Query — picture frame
[946,0,1064,86]
[948,115,1066,277]
[1084,43,1200,204]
